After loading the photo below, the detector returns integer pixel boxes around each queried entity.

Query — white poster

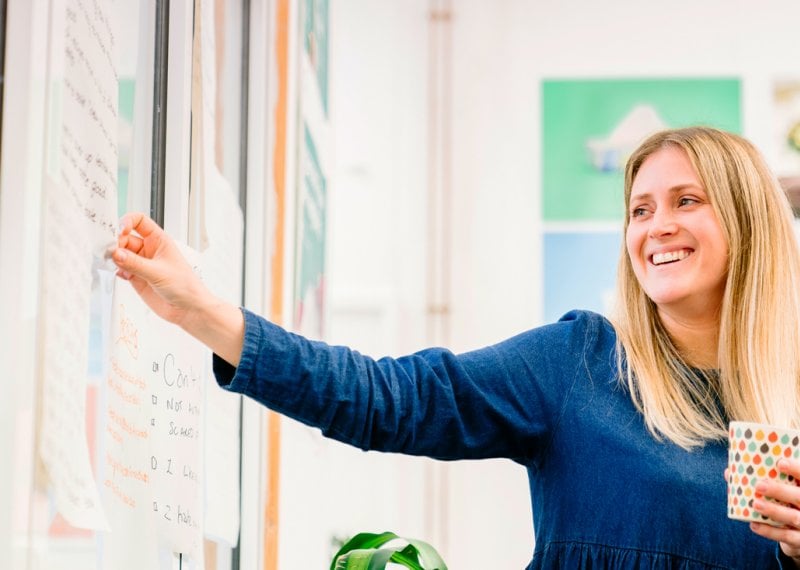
[102,280,160,568]
[195,0,243,546]
[37,0,119,530]
[104,274,206,563]
[201,164,243,547]
[148,305,206,559]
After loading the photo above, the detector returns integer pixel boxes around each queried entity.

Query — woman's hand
[748,458,800,564]
[112,212,245,366]
[112,212,210,327]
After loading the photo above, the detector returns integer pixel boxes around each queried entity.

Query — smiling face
[625,145,729,320]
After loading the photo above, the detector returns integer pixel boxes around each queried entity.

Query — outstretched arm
[113,216,578,462]
[112,212,245,366]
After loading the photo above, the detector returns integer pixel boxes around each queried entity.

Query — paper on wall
[194,0,243,546]
[201,166,243,546]
[103,268,206,563]
[101,279,160,568]
[37,0,120,530]
[148,297,206,560]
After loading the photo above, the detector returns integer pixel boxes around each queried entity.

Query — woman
[112,127,800,568]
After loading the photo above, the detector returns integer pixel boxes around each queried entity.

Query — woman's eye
[631,207,647,218]
[678,197,698,207]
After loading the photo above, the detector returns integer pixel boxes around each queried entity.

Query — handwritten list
[38,176,107,529]
[105,276,205,562]
[102,281,158,568]
[148,311,205,559]
[105,289,150,509]
[37,0,118,530]
[57,0,118,245]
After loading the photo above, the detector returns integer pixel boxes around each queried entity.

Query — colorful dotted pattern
[727,423,800,525]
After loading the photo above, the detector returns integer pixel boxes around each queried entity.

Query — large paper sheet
[102,280,160,568]
[37,0,119,530]
[104,277,206,563]
[148,301,206,560]
[194,0,243,546]
[201,166,243,547]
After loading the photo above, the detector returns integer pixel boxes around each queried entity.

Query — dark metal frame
[151,0,170,226]
[233,1,251,568]
[0,0,8,163]
[150,0,251,564]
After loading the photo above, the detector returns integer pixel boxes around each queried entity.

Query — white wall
[0,2,51,568]
[448,3,800,567]
[292,1,800,569]
[277,1,433,568]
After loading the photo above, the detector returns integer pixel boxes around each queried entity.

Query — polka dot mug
[727,421,800,525]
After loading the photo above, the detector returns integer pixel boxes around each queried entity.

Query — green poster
[542,78,741,221]
[118,78,135,216]
[304,0,329,115]
[294,123,326,337]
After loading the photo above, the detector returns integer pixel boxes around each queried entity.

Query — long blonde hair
[613,126,800,448]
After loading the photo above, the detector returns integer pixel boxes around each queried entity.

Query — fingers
[118,232,144,255]
[112,245,160,284]
[749,522,800,558]
[756,473,800,509]
[115,213,166,280]
[780,459,800,478]
[751,459,800,528]
[748,459,800,562]
[759,459,800,500]
[120,212,163,240]
[753,496,800,529]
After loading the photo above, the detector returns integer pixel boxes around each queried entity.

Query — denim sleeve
[212,308,597,463]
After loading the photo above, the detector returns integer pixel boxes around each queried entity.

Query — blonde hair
[612,126,800,448]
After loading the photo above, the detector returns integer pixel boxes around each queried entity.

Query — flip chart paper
[105,273,206,562]
[37,0,119,530]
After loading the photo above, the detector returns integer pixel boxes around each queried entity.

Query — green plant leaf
[388,544,424,570]
[336,546,414,570]
[335,549,371,570]
[367,548,400,570]
[331,532,447,570]
[405,538,448,570]
[330,533,400,570]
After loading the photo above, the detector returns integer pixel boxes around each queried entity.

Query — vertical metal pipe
[441,0,453,349]
[425,0,440,347]
[232,0,250,569]
[238,0,251,214]
[0,0,8,162]
[426,0,454,557]
[151,0,170,226]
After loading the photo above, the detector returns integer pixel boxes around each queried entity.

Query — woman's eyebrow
[630,183,705,202]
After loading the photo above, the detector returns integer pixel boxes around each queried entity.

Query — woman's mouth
[651,249,693,265]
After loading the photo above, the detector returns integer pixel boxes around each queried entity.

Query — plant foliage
[330,532,448,570]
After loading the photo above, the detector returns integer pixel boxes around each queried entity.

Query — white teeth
[652,249,691,265]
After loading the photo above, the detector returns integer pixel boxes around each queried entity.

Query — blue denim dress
[214,309,791,569]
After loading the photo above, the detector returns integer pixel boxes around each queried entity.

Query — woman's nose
[648,208,679,238]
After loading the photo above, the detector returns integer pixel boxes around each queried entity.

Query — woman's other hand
[748,458,800,563]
